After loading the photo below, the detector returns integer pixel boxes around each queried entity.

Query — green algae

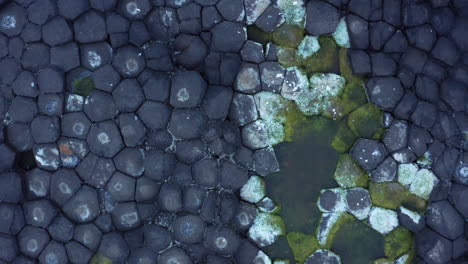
[369,182,427,213]
[331,216,385,264]
[347,103,383,139]
[331,119,358,153]
[384,227,413,259]
[272,24,305,48]
[72,75,95,96]
[278,47,299,68]
[247,25,272,45]
[90,254,113,264]
[286,232,319,262]
[333,154,369,188]
[301,36,339,75]
[317,212,354,248]
[263,236,295,262]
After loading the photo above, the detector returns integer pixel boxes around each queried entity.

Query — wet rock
[220,160,249,191]
[74,10,106,44]
[230,93,258,127]
[334,154,369,188]
[410,101,437,129]
[0,145,16,172]
[416,228,452,264]
[23,200,57,228]
[368,207,399,234]
[426,200,464,240]
[113,147,144,177]
[345,188,371,220]
[98,233,130,263]
[205,226,241,255]
[39,240,68,264]
[143,150,176,181]
[348,50,371,75]
[317,188,346,213]
[12,71,38,98]
[87,121,124,158]
[211,21,246,52]
[365,77,404,111]
[347,14,368,49]
[62,186,99,224]
[118,113,147,147]
[0,203,24,235]
[305,0,339,36]
[8,96,38,123]
[383,120,408,153]
[304,249,341,264]
[47,215,74,243]
[111,202,141,231]
[137,101,171,130]
[33,143,61,171]
[244,0,270,25]
[159,247,193,264]
[192,158,218,188]
[175,139,207,164]
[174,34,207,69]
[383,30,408,53]
[371,156,397,182]
[105,172,136,202]
[254,147,280,176]
[143,224,172,252]
[259,61,285,93]
[402,1,431,27]
[168,109,207,139]
[18,226,50,258]
[73,223,101,251]
[397,206,425,232]
[50,42,80,72]
[350,139,387,172]
[42,16,72,46]
[370,53,397,76]
[317,212,345,246]
[158,183,182,212]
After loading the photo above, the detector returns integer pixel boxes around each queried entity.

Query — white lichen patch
[66,94,84,112]
[398,164,438,200]
[242,120,270,149]
[273,260,289,264]
[254,92,288,145]
[281,67,309,101]
[295,73,346,116]
[395,254,410,264]
[254,250,272,264]
[241,176,266,203]
[297,35,320,60]
[399,206,421,225]
[417,151,432,168]
[34,146,60,170]
[368,207,398,235]
[316,212,344,246]
[177,88,189,102]
[317,188,347,213]
[307,250,342,264]
[87,51,102,68]
[277,0,305,25]
[126,2,141,16]
[248,213,285,247]
[333,18,350,48]
[245,0,271,24]
[257,197,279,213]
[1,15,16,29]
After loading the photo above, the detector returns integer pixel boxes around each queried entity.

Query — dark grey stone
[38,240,68,264]
[406,24,436,52]
[98,233,130,263]
[426,200,464,240]
[38,94,63,117]
[366,77,404,111]
[143,150,176,181]
[50,42,80,72]
[23,200,57,228]
[74,10,106,43]
[158,183,182,212]
[175,139,207,164]
[50,169,81,206]
[87,121,124,158]
[173,34,208,69]
[347,14,369,50]
[220,160,248,191]
[63,186,99,224]
[211,21,246,53]
[305,0,340,36]
[42,16,72,46]
[65,241,92,264]
[158,247,193,264]
[112,45,146,78]
[142,72,170,102]
[411,101,437,129]
[351,139,387,171]
[205,226,240,256]
[111,202,141,231]
[31,116,60,143]
[18,226,50,258]
[61,112,91,140]
[118,113,147,147]
[170,70,206,108]
[7,122,34,152]
[168,109,207,139]
[143,224,172,252]
[137,101,171,130]
[416,228,452,264]
[173,214,206,244]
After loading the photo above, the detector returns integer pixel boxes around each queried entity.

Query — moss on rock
[301,36,338,74]
[333,154,369,188]
[90,254,113,264]
[286,232,319,263]
[347,103,383,138]
[331,119,358,153]
[272,24,305,48]
[73,75,95,96]
[384,227,413,259]
[369,182,426,212]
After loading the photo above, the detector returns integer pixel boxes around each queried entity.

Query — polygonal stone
[205,226,241,256]
[7,122,34,152]
[175,139,207,164]
[38,240,68,264]
[255,5,284,33]
[242,120,269,150]
[220,160,249,191]
[170,71,207,108]
[42,16,73,46]
[240,176,265,203]
[80,42,113,71]
[0,3,27,37]
[92,65,121,92]
[98,233,130,263]
[168,109,207,139]
[84,90,118,122]
[47,215,74,243]
[173,214,206,244]
[18,226,50,258]
[259,62,285,93]
[23,200,57,228]
[304,249,341,264]
[235,63,261,94]
[201,85,233,120]
[87,121,124,158]
[368,207,399,234]
[426,200,464,240]
[61,112,91,140]
[65,241,92,264]
[118,113,147,147]
[74,10,106,43]
[118,0,151,20]
[0,234,18,262]
[31,116,60,143]
[76,153,115,188]
[50,169,81,207]
[158,183,182,212]
[371,156,397,182]
[350,139,387,172]
[12,70,38,98]
[347,14,368,49]
[25,169,50,199]
[254,147,280,176]
[111,202,141,231]
[112,45,145,78]
[50,42,80,72]
[113,147,144,177]
[366,77,404,111]
[305,0,339,36]
[192,158,219,188]
[7,96,37,123]
[211,21,246,52]
[33,144,61,171]
[137,101,171,130]
[416,228,452,264]
[383,120,408,153]
[345,188,371,220]
[105,172,135,202]
[143,224,172,253]
[62,186,99,224]
[0,203,24,235]
[229,93,258,127]
[58,138,88,169]
[397,206,425,233]
[57,0,89,20]
[158,247,192,264]
[38,94,63,117]
[112,79,145,112]
[143,150,176,181]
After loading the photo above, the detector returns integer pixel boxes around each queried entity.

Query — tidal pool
[264,116,385,263]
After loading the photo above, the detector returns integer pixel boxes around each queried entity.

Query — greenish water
[264,117,385,263]
[332,217,385,264]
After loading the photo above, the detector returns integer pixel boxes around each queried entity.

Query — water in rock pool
[264,116,385,263]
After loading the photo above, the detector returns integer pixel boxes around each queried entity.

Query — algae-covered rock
[397,164,438,200]
[331,121,358,153]
[333,18,350,48]
[277,0,306,25]
[372,258,394,264]
[90,254,113,264]
[384,227,413,259]
[297,35,320,60]
[272,24,305,48]
[281,67,309,101]
[277,47,298,67]
[240,175,266,203]
[316,212,352,247]
[286,232,319,263]
[369,182,426,212]
[347,103,383,138]
[317,188,347,213]
[333,154,369,188]
[304,249,341,264]
[302,36,338,74]
[296,73,346,116]
[368,207,399,235]
[67,68,95,96]
[248,213,286,247]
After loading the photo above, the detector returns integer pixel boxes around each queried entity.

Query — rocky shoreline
[0,0,466,263]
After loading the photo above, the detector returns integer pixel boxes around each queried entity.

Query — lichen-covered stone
[281,67,309,102]
[345,187,372,220]
[248,213,285,247]
[384,227,413,259]
[317,188,347,213]
[333,18,350,48]
[369,182,426,212]
[347,103,383,138]
[296,36,320,60]
[333,154,369,188]
[286,232,319,263]
[254,91,288,145]
[277,0,305,25]
[368,207,399,235]
[397,164,438,200]
[316,212,351,247]
[240,176,266,203]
